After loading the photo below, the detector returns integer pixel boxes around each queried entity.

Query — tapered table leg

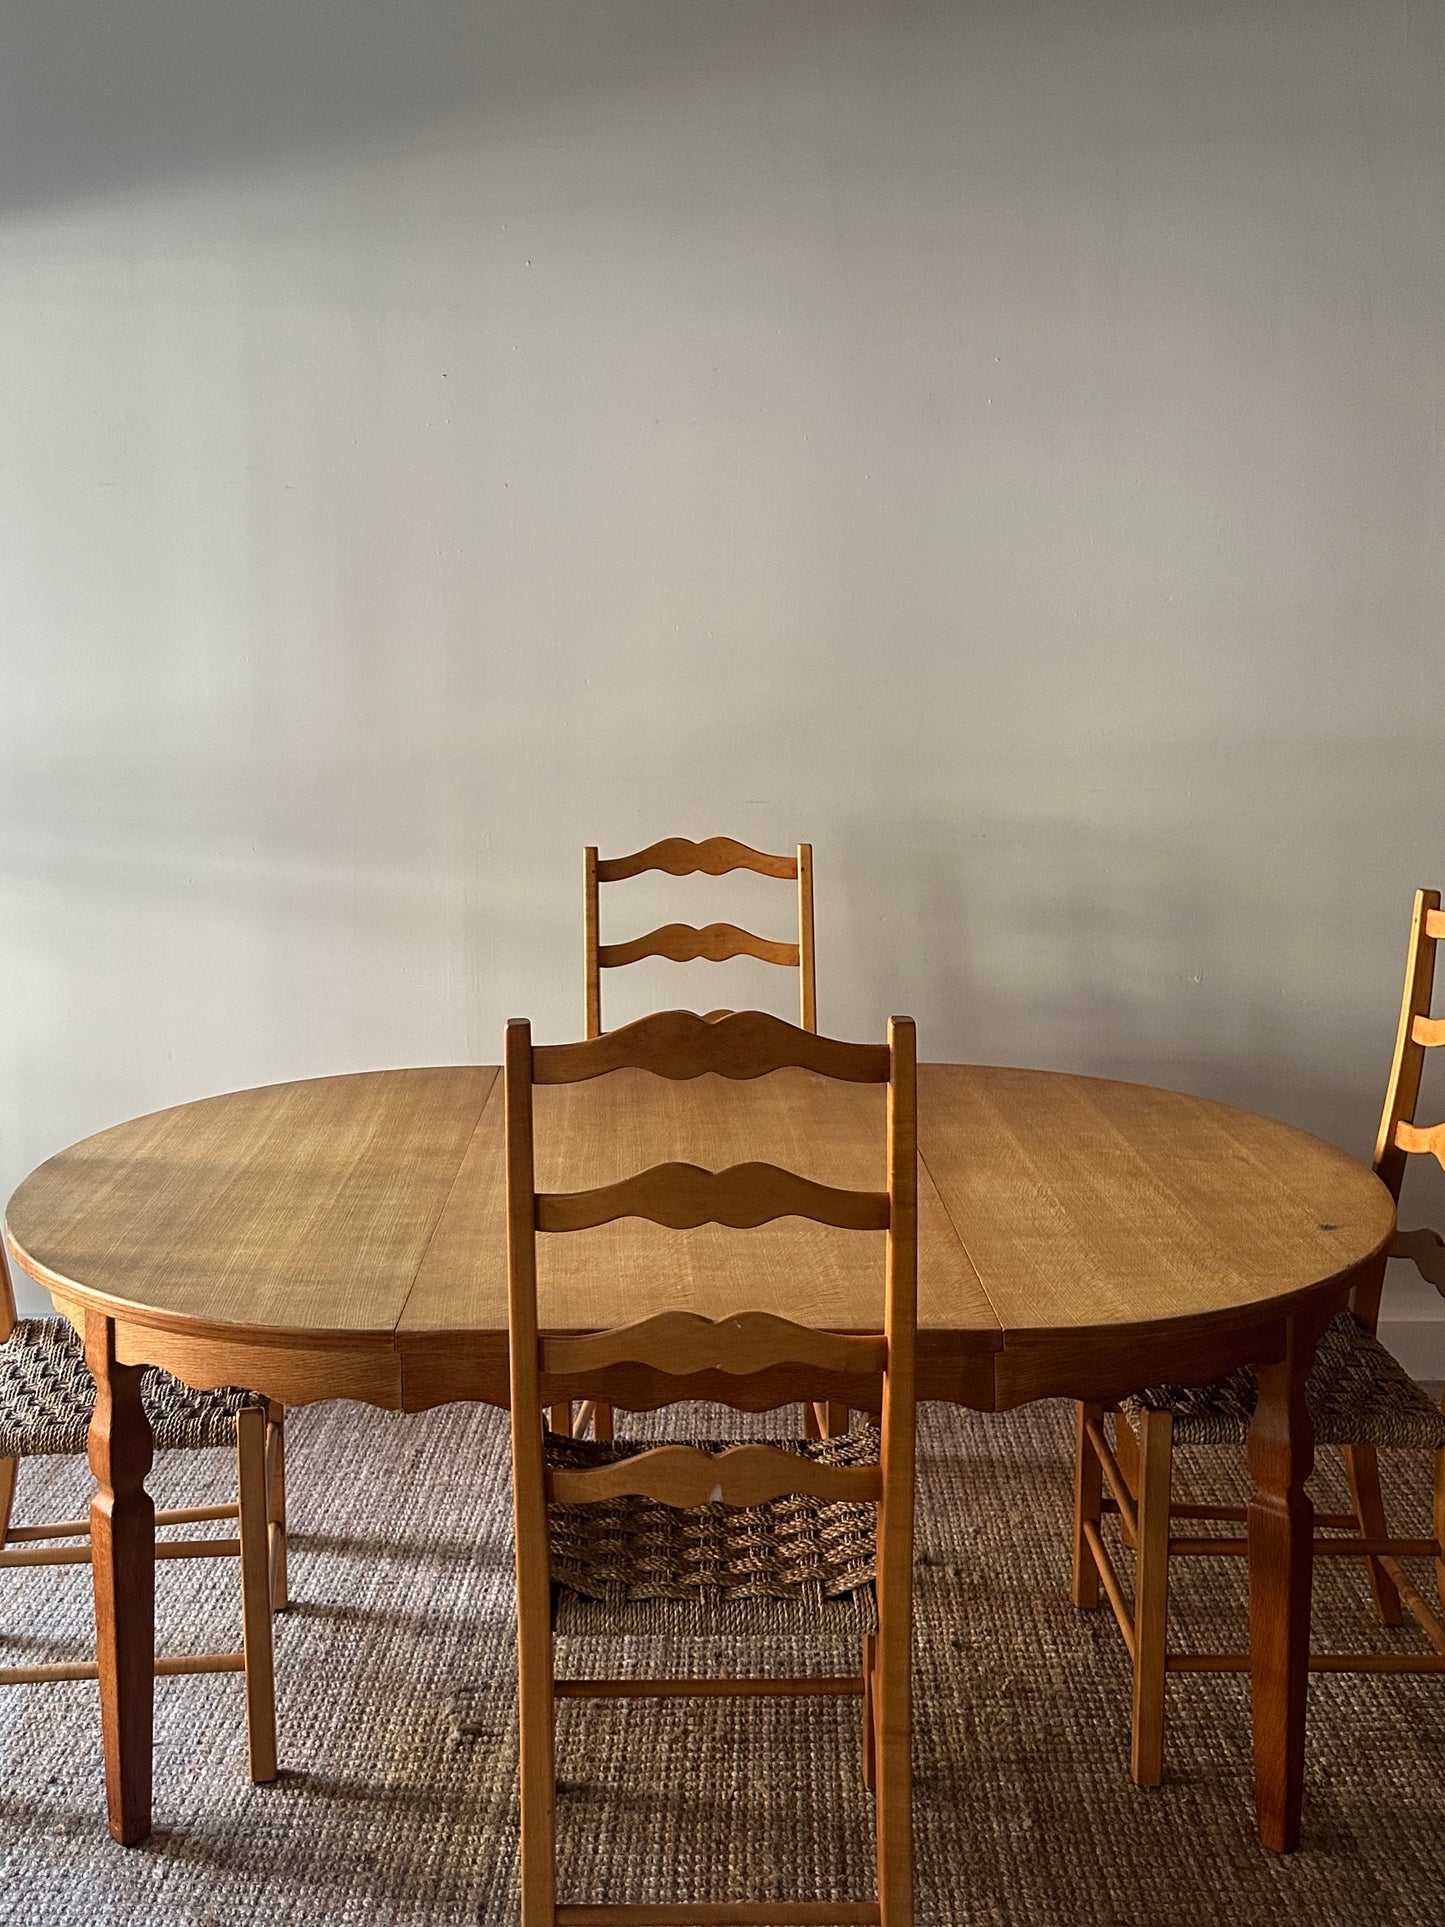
[85,1312,156,1846]
[1246,1314,1319,1854]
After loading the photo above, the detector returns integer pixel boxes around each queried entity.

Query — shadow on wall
[824,801,1400,1167]
[0,1,823,218]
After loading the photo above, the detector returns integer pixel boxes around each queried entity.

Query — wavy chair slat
[537,1163,889,1234]
[535,1008,889,1085]
[597,923,800,969]
[1395,1119,1445,1167]
[539,1362,885,1417]
[595,836,799,883]
[1427,908,1445,940]
[1412,1015,1445,1046]
[546,1441,884,1509]
[541,1312,887,1379]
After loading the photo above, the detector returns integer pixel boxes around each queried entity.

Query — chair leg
[1072,1403,1103,1608]
[860,1633,877,1791]
[1343,1444,1403,1625]
[802,1403,823,1441]
[264,1403,289,1612]
[1113,1409,1141,1551]
[547,1404,573,1438]
[592,1403,615,1443]
[1130,1411,1173,1789]
[236,1407,278,1783]
[0,1457,17,1551]
[874,1605,912,1926]
[516,1580,558,1926]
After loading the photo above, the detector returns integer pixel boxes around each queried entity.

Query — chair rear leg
[264,1404,288,1612]
[1130,1411,1173,1788]
[874,1651,911,1924]
[0,1458,17,1551]
[1113,1409,1142,1550]
[517,1585,558,1925]
[860,1633,877,1791]
[1072,1403,1103,1608]
[236,1407,278,1783]
[1343,1444,1403,1624]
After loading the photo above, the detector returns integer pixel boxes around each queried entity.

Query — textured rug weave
[0,1397,1442,1925]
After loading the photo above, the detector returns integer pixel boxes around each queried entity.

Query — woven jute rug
[0,1396,1442,1925]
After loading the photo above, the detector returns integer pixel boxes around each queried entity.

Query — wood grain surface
[3,1061,1395,1413]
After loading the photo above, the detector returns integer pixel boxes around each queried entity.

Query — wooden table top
[4,1063,1395,1413]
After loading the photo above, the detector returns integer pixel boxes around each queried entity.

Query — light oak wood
[596,837,801,883]
[542,1313,886,1379]
[919,1066,1391,1344]
[1373,888,1440,1201]
[235,1405,277,1782]
[1071,888,1445,1837]
[0,1653,247,1685]
[505,1021,558,1927]
[1070,1403,1104,1610]
[1394,1119,1445,1165]
[1129,1412,1172,1788]
[3,1051,1395,1849]
[1248,1324,1322,1854]
[584,841,817,1039]
[548,1009,881,1086]
[5,1068,497,1340]
[0,1251,284,1772]
[10,1060,1391,1383]
[597,924,800,969]
[554,1676,866,1700]
[799,847,818,1034]
[506,1011,916,1926]
[85,1310,154,1846]
[538,1163,889,1235]
[554,1905,880,1925]
[401,1057,989,1363]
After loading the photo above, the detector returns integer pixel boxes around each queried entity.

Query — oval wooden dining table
[3,1061,1395,1855]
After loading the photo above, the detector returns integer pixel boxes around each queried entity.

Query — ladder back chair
[577,836,823,1446]
[506,1007,917,1927]
[1072,888,1445,1785]
[0,1246,287,1781]
[584,837,817,1039]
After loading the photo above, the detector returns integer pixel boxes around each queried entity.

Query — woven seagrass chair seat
[1121,1310,1445,1450]
[0,1317,263,1461]
[545,1423,880,1635]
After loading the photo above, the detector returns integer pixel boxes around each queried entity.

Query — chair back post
[503,1016,559,1924]
[584,836,817,1036]
[1374,887,1440,1199]
[0,1246,16,1346]
[875,1013,917,1911]
[583,847,602,1040]
[797,842,817,1032]
[1358,889,1445,1328]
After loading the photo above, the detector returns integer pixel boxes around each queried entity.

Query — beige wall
[2,3,1442,1363]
